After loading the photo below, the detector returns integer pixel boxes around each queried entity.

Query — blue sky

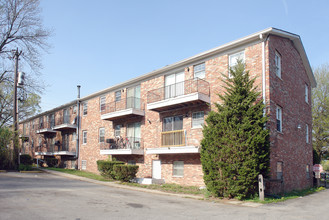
[38,0,329,111]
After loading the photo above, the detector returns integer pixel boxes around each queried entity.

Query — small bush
[113,165,139,182]
[20,154,33,165]
[45,157,58,167]
[97,160,124,179]
[19,164,33,171]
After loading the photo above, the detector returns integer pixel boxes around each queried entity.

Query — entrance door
[152,160,161,179]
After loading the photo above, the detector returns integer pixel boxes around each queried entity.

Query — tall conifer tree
[201,61,270,199]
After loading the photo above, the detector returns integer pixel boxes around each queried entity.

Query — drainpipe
[76,85,81,169]
[259,34,269,116]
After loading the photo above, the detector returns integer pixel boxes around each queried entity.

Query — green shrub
[97,160,124,179]
[45,157,58,167]
[19,164,33,171]
[113,165,139,182]
[20,154,33,165]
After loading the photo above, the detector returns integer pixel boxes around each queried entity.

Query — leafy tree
[0,0,51,127]
[200,61,270,199]
[0,127,13,169]
[312,63,329,161]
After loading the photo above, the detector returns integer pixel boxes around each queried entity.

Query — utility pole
[76,85,81,170]
[13,48,22,167]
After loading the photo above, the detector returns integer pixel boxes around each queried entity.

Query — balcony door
[165,72,184,99]
[127,122,141,149]
[63,109,70,124]
[127,85,141,109]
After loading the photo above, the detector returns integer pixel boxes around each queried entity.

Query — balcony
[34,144,76,156]
[100,136,144,155]
[53,115,77,131]
[146,130,201,154]
[36,122,57,134]
[101,97,145,121]
[147,78,210,112]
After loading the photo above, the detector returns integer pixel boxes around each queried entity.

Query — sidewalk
[41,168,262,207]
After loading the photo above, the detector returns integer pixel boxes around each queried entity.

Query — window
[50,114,55,128]
[276,161,283,179]
[229,51,245,78]
[83,102,88,116]
[81,160,87,170]
[305,84,309,103]
[82,131,87,144]
[114,125,121,137]
[128,160,136,165]
[276,106,282,132]
[62,133,69,150]
[165,72,184,99]
[306,124,309,144]
[194,63,205,79]
[72,132,76,141]
[100,96,106,112]
[275,51,281,78]
[306,164,310,179]
[99,128,105,143]
[192,111,204,128]
[163,115,183,131]
[173,161,184,177]
[115,91,121,102]
[73,105,77,114]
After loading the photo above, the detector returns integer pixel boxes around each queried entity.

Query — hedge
[113,165,139,182]
[45,157,58,167]
[97,160,124,179]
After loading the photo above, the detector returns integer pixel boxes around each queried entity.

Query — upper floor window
[306,124,309,144]
[229,51,245,78]
[275,51,281,78]
[73,105,77,114]
[194,63,205,79]
[82,130,87,144]
[100,96,106,112]
[192,111,204,128]
[114,125,121,137]
[115,91,121,102]
[83,102,88,116]
[276,106,282,132]
[99,128,105,143]
[163,115,183,131]
[305,84,309,103]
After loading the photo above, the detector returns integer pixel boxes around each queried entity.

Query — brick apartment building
[19,27,316,193]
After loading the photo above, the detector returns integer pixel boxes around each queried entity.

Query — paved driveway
[0,172,328,220]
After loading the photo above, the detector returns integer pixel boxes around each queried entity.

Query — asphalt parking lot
[1,172,329,220]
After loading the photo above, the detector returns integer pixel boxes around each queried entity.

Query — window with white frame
[81,160,87,170]
[114,125,121,137]
[276,106,282,132]
[306,124,309,143]
[100,96,106,112]
[194,63,205,79]
[82,131,87,144]
[277,161,283,179]
[115,91,121,102]
[275,51,281,78]
[306,164,310,179]
[192,111,204,128]
[173,161,184,177]
[305,84,309,103]
[73,105,77,114]
[99,128,105,143]
[229,51,245,78]
[83,102,88,116]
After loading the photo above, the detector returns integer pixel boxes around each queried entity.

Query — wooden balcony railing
[161,130,185,147]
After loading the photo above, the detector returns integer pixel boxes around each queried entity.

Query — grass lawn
[44,167,110,182]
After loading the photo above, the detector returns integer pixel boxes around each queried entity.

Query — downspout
[260,34,269,115]
[76,85,81,169]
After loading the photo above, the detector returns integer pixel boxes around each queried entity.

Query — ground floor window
[173,161,184,177]
[277,161,283,180]
[306,164,310,179]
[81,160,87,170]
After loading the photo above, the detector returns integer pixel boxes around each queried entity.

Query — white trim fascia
[53,151,76,156]
[36,128,57,134]
[100,149,144,155]
[147,92,210,111]
[35,152,53,156]
[146,146,200,154]
[100,108,145,120]
[53,124,77,130]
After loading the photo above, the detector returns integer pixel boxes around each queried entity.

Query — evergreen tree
[200,61,270,199]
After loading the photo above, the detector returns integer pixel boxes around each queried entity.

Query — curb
[20,170,43,173]
[40,168,263,207]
